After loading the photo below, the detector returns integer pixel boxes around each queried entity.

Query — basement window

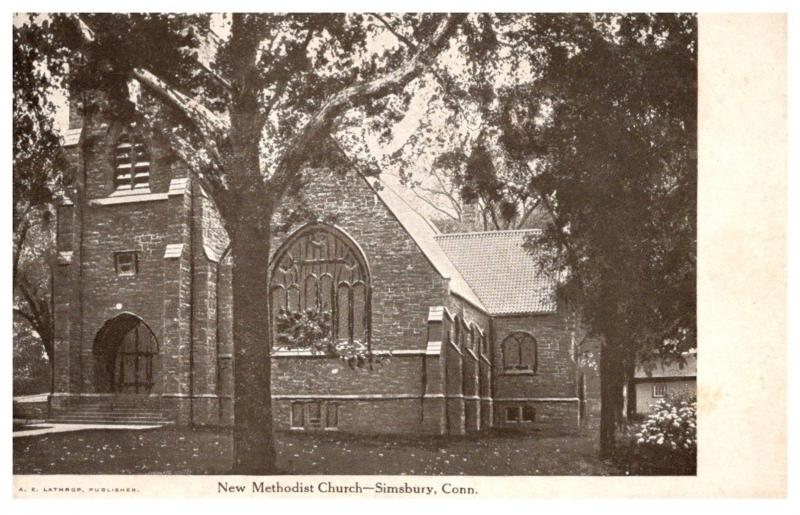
[290,401,339,431]
[114,251,138,277]
[505,407,520,423]
[290,402,304,429]
[505,405,535,424]
[522,405,535,422]
[325,404,339,430]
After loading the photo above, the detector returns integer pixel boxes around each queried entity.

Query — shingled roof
[435,230,558,315]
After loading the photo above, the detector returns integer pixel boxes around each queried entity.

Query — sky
[40,12,454,221]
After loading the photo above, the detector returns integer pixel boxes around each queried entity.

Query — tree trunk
[229,220,276,474]
[624,357,637,422]
[599,337,625,458]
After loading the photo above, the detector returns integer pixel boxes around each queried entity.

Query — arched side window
[114,131,150,191]
[502,332,537,372]
[270,224,370,348]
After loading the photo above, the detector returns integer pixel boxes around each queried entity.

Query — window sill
[90,190,167,206]
[502,369,536,376]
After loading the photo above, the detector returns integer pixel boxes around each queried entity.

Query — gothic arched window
[502,332,537,372]
[114,131,150,191]
[270,224,370,349]
[469,325,477,352]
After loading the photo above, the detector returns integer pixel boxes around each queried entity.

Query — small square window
[653,384,667,398]
[114,252,138,277]
[505,406,520,423]
[521,405,535,422]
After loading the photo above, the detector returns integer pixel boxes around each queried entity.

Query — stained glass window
[502,332,537,372]
[270,224,370,348]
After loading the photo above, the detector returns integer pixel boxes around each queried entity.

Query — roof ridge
[434,228,542,240]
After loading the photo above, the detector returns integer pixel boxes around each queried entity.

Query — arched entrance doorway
[93,313,159,394]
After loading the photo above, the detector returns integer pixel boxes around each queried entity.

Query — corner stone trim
[427,305,454,322]
[168,177,190,196]
[425,341,442,355]
[203,244,221,263]
[57,251,74,265]
[164,243,184,259]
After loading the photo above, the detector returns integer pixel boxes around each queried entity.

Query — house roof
[435,229,558,315]
[366,178,486,311]
[635,353,697,379]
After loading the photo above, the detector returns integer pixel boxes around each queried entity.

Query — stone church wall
[52,113,580,434]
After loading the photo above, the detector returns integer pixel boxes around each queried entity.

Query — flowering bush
[635,395,696,452]
[274,308,388,369]
[615,394,697,475]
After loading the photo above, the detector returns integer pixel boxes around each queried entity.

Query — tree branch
[13,217,30,282]
[13,307,38,329]
[261,27,316,119]
[166,130,231,209]
[515,197,541,229]
[370,14,461,108]
[132,68,229,139]
[411,188,461,221]
[372,14,418,50]
[269,13,466,196]
[429,168,463,218]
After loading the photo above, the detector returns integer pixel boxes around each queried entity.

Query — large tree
[494,13,697,455]
[18,12,477,472]
[13,19,71,386]
[15,12,694,466]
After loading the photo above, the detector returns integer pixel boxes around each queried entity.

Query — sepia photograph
[12,8,782,495]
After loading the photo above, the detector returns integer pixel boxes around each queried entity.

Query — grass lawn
[13,425,620,475]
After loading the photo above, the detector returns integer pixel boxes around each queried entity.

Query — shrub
[614,394,697,475]
[274,308,388,369]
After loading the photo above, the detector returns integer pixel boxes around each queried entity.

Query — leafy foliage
[13,318,51,395]
[274,308,333,351]
[615,394,697,475]
[14,13,696,465]
[13,15,67,371]
[274,308,388,369]
[505,14,697,358]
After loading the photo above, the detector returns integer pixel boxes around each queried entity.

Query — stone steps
[49,397,173,426]
[48,412,172,425]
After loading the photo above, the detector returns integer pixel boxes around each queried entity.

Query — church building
[49,107,590,435]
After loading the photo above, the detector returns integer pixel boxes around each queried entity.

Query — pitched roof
[329,139,485,311]
[366,178,486,311]
[434,230,558,315]
[635,353,697,379]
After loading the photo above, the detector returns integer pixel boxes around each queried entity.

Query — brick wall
[271,164,447,354]
[492,309,580,431]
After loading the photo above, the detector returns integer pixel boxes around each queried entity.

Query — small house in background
[633,352,696,414]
